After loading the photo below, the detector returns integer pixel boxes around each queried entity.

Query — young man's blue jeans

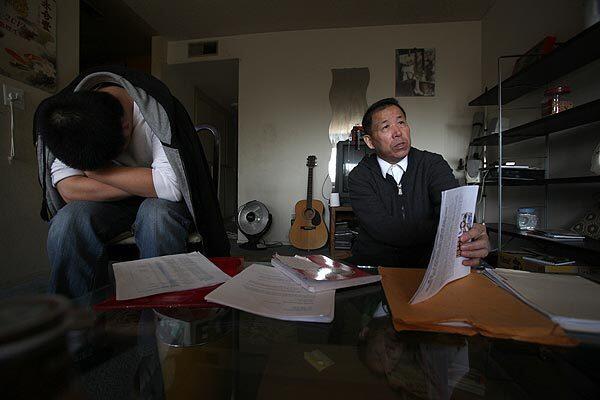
[47,198,193,298]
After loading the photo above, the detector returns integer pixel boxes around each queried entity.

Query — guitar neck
[306,166,313,209]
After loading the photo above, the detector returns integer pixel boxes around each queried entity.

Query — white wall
[161,22,482,243]
[0,1,79,286]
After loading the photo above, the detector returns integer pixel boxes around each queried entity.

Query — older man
[348,98,489,268]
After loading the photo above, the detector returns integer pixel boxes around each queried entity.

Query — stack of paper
[483,268,600,334]
[379,267,576,346]
[113,252,232,300]
[205,264,335,323]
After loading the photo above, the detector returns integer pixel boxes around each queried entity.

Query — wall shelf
[470,99,600,146]
[486,223,600,255]
[469,22,600,106]
[468,22,600,260]
[476,175,600,187]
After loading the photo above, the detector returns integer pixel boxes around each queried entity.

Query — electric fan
[237,200,272,250]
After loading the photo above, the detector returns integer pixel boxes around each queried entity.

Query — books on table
[207,254,381,323]
[271,254,381,293]
[112,252,232,300]
[205,264,335,323]
[96,257,242,310]
[379,267,576,346]
[483,268,600,334]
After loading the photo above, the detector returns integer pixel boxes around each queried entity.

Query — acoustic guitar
[289,155,328,250]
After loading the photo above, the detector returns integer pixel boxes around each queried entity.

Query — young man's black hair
[39,90,125,170]
[361,97,407,134]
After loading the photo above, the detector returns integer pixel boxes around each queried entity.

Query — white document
[485,268,600,333]
[113,252,231,300]
[205,264,335,323]
[410,186,479,304]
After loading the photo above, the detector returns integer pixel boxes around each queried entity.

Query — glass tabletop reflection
[66,270,600,400]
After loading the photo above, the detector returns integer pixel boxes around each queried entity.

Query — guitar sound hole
[304,209,315,220]
[312,211,322,227]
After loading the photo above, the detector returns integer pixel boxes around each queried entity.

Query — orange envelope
[379,268,577,347]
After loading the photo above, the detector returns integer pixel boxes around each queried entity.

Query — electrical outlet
[3,84,24,110]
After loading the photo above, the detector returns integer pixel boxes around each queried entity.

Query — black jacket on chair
[34,65,230,257]
[348,148,458,268]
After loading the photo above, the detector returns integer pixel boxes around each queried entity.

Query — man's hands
[84,166,157,198]
[56,166,157,203]
[56,176,132,203]
[458,223,490,267]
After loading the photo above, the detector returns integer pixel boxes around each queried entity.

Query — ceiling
[102,0,495,112]
[122,0,496,40]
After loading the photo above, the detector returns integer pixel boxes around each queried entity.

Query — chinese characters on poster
[0,0,56,91]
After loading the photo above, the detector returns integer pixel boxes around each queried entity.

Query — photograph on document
[456,212,473,257]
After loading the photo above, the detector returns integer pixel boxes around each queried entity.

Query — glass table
[23,267,600,400]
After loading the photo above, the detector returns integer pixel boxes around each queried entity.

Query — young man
[35,66,229,298]
[348,98,489,268]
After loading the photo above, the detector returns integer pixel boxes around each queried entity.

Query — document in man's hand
[205,264,335,323]
[113,252,231,300]
[410,186,479,304]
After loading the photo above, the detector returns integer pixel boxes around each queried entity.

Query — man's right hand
[458,223,490,267]
[56,176,132,203]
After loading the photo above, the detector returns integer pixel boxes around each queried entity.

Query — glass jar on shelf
[516,207,539,231]
[541,85,573,117]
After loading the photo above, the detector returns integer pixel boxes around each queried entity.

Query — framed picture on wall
[395,48,435,97]
[0,0,57,91]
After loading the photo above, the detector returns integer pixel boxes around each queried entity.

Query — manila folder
[379,268,577,347]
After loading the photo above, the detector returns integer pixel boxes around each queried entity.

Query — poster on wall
[395,48,435,97]
[0,0,56,92]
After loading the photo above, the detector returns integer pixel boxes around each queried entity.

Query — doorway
[193,60,239,224]
[162,59,240,224]
[194,83,239,223]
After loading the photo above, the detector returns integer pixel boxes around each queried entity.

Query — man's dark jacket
[33,65,230,256]
[348,148,458,267]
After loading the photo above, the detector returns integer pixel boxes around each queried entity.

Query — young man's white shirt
[50,101,181,202]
